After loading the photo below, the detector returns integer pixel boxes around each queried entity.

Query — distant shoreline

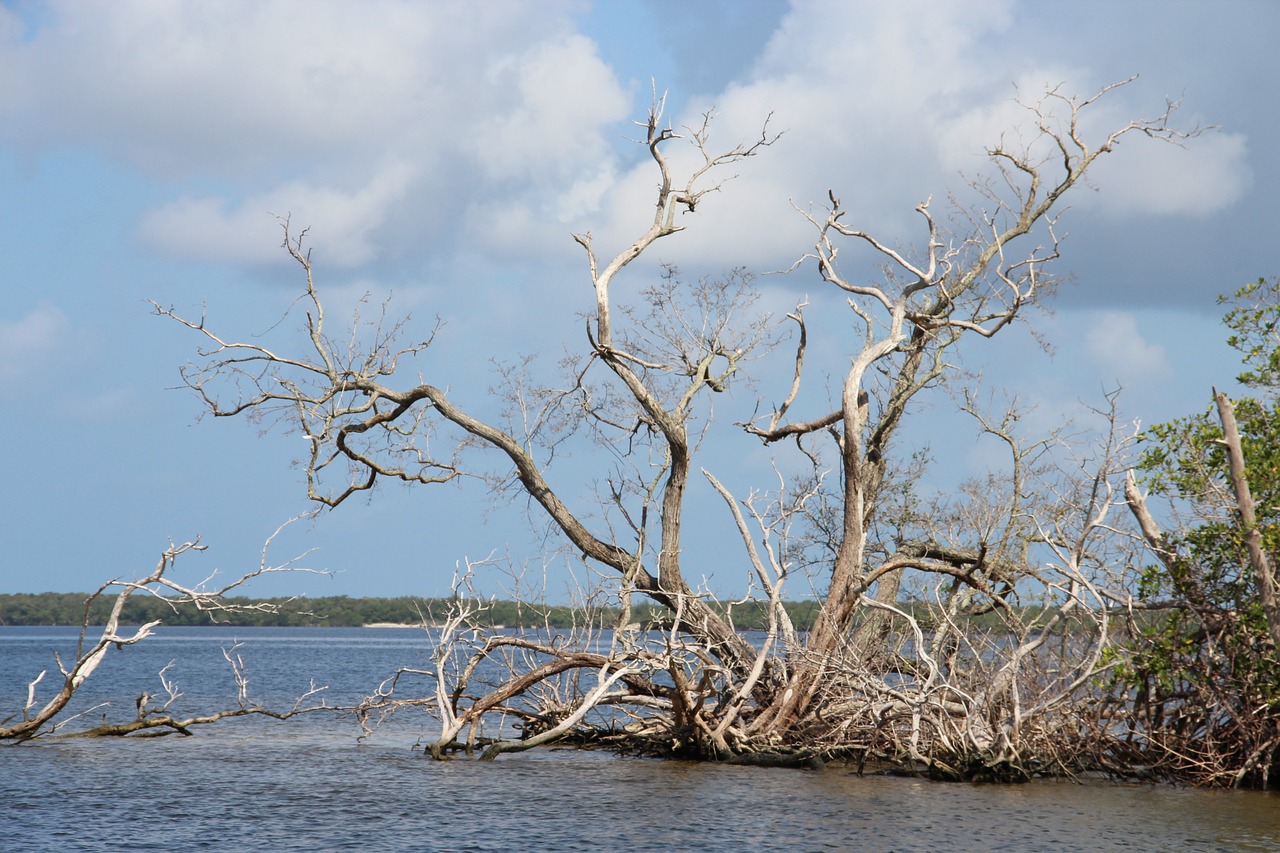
[0,592,816,631]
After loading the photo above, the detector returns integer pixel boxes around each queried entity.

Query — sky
[0,0,1276,602]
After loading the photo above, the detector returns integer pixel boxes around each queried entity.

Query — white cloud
[0,2,573,172]
[566,0,1254,287]
[938,74,1252,220]
[473,34,629,184]
[1,0,629,269]
[556,165,619,223]
[1082,311,1172,384]
[0,302,71,392]
[137,161,418,267]
[1088,131,1250,217]
[0,0,1258,303]
[935,68,1092,172]
[563,0,1061,275]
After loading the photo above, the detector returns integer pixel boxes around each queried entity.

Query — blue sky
[0,0,1275,601]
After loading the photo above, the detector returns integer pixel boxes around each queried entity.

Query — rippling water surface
[3,626,1280,852]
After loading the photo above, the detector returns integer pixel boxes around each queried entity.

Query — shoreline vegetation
[0,593,1099,633]
[0,592,824,631]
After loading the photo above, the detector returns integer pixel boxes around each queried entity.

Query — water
[3,626,1280,852]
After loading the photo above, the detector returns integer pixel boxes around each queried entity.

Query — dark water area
[3,627,1280,852]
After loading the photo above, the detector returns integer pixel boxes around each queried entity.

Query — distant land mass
[0,592,821,631]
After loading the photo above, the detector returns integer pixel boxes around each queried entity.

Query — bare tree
[741,81,1193,735]
[157,93,781,687]
[158,81,1194,775]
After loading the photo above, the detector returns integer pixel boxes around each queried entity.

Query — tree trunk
[1215,391,1280,648]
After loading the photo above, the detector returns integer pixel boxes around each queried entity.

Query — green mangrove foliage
[1119,277,1280,787]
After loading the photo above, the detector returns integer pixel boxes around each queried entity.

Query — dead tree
[159,81,1193,772]
[741,80,1194,735]
[157,92,781,688]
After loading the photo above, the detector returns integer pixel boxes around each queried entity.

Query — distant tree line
[0,592,824,631]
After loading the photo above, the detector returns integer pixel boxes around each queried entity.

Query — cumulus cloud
[138,160,418,267]
[1082,311,1173,384]
[0,0,1260,304]
[567,0,1052,274]
[1088,132,1250,217]
[571,0,1254,287]
[0,0,629,270]
[933,77,1250,225]
[0,1,589,172]
[0,302,71,393]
